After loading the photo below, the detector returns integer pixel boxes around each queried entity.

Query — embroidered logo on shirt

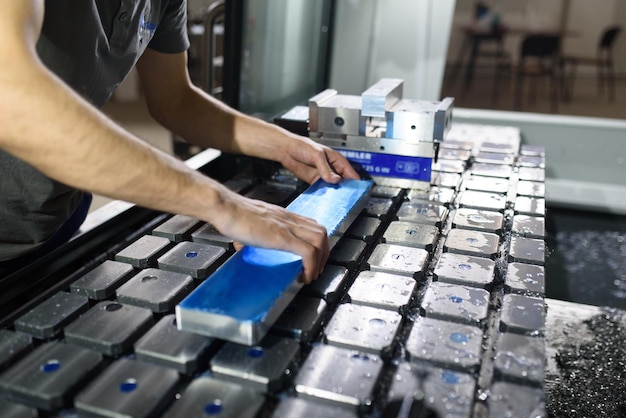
[139,10,157,42]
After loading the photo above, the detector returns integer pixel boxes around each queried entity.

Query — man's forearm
[135,49,297,164]
[0,54,229,224]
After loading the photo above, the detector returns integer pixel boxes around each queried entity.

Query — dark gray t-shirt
[0,0,190,261]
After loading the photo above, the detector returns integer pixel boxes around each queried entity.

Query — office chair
[561,25,621,101]
[514,34,562,113]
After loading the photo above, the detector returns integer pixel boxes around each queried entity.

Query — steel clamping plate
[176,179,373,345]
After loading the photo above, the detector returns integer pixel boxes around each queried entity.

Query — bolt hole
[105,303,123,312]
[141,275,158,283]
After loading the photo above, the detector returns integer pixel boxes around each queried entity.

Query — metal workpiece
[294,344,383,411]
[388,361,476,418]
[509,236,546,265]
[134,314,214,374]
[329,238,368,271]
[431,159,466,174]
[517,155,546,168]
[395,201,449,227]
[116,268,195,313]
[300,264,350,304]
[464,175,510,194]
[0,342,102,410]
[157,241,227,278]
[114,235,172,268]
[70,260,135,300]
[64,301,154,356]
[459,190,508,212]
[500,294,546,336]
[348,271,417,312]
[324,303,402,355]
[440,138,473,151]
[74,358,179,418]
[0,330,32,370]
[266,171,302,190]
[14,291,89,339]
[405,316,484,372]
[152,214,201,242]
[487,382,545,418]
[452,208,504,233]
[518,167,545,182]
[516,180,546,197]
[163,377,265,418]
[474,151,516,165]
[371,184,403,200]
[382,221,439,251]
[176,179,373,345]
[480,141,520,155]
[439,147,472,162]
[505,263,545,296]
[363,196,395,220]
[272,295,328,342]
[421,282,490,325]
[444,228,500,259]
[210,334,300,393]
[345,216,382,244]
[431,171,462,189]
[191,223,235,251]
[470,163,512,179]
[271,397,359,418]
[515,196,546,216]
[520,144,546,157]
[367,243,430,278]
[494,332,545,385]
[406,186,455,206]
[434,252,496,288]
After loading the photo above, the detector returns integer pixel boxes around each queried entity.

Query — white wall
[330,0,457,100]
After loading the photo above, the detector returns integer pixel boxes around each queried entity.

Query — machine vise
[308,78,454,189]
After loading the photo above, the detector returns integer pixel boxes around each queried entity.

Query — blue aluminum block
[176,179,373,345]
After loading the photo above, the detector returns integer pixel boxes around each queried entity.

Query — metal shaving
[546,309,626,417]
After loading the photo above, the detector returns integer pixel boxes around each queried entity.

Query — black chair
[448,2,510,101]
[561,25,621,101]
[514,34,562,113]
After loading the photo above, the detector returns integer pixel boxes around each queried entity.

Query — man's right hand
[208,187,329,285]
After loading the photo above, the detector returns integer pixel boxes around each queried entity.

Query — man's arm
[0,2,331,282]
[135,48,360,184]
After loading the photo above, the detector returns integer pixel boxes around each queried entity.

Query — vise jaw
[309,78,453,190]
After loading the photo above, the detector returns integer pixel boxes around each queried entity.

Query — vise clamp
[309,78,454,189]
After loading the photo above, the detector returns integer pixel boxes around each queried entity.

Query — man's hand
[279,132,360,185]
[210,187,329,284]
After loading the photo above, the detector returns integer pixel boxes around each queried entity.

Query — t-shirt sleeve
[149,0,190,53]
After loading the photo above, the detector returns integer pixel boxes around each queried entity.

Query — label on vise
[338,150,432,182]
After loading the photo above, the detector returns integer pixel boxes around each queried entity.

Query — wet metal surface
[405,316,483,372]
